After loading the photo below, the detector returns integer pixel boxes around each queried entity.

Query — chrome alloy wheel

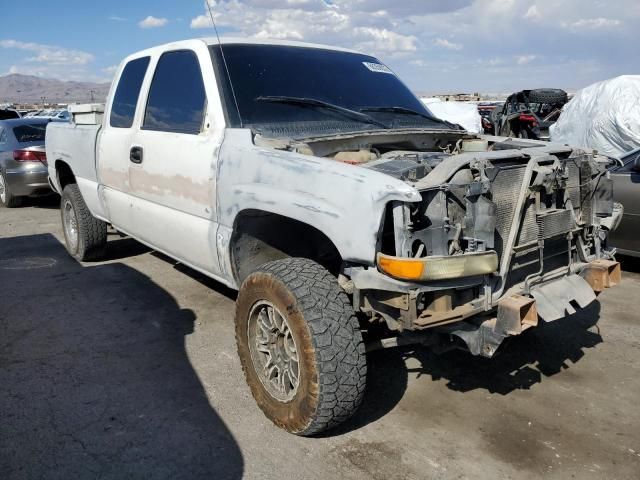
[62,198,79,252]
[0,172,6,204]
[247,301,300,402]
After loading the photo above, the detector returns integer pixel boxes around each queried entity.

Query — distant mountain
[0,74,110,104]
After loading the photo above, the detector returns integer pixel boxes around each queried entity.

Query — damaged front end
[346,138,622,357]
[255,127,622,357]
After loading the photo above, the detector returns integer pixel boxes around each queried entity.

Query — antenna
[206,1,243,127]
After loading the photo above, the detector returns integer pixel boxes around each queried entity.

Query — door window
[143,50,207,135]
[110,56,150,128]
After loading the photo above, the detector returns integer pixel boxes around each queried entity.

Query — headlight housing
[377,251,498,281]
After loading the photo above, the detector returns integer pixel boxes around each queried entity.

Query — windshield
[13,123,47,143]
[210,44,451,135]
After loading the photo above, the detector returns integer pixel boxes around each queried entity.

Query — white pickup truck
[47,38,622,435]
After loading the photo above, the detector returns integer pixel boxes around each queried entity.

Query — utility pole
[41,96,46,108]
[89,89,96,102]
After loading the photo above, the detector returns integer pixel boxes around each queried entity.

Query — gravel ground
[1,197,639,479]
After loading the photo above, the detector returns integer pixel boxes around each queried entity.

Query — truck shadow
[0,234,243,480]
[336,302,603,435]
[20,193,61,209]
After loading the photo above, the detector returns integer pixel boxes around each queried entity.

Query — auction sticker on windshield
[363,62,394,74]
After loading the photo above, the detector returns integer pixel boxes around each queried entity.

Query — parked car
[46,39,622,436]
[55,110,71,121]
[0,108,21,120]
[0,118,51,207]
[610,148,640,256]
[491,89,568,140]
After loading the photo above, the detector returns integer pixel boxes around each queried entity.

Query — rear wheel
[61,183,107,261]
[0,169,23,208]
[235,257,367,435]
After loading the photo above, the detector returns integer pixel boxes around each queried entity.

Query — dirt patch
[334,438,415,480]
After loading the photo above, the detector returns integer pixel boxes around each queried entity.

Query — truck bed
[46,121,105,219]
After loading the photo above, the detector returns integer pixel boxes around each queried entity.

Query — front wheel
[61,183,107,261]
[235,258,367,435]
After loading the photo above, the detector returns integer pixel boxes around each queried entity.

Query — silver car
[610,148,640,256]
[0,118,51,208]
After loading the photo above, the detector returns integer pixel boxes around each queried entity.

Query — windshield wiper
[256,96,389,129]
[360,106,441,123]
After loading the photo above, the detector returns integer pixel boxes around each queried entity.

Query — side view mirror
[633,156,640,172]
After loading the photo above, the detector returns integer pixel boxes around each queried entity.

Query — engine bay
[254,129,550,183]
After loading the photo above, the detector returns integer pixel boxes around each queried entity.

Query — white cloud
[190,1,418,57]
[524,5,540,20]
[434,38,462,50]
[190,15,213,29]
[0,39,94,65]
[108,15,127,22]
[180,0,639,91]
[354,28,417,52]
[138,16,168,29]
[515,54,537,65]
[565,17,622,30]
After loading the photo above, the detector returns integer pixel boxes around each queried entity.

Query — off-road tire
[235,257,367,435]
[0,169,23,208]
[528,88,568,105]
[61,183,107,261]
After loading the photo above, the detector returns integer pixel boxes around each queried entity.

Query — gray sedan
[0,118,51,207]
[610,148,640,256]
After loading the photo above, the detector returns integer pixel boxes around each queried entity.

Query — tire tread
[237,257,366,435]
[62,184,107,261]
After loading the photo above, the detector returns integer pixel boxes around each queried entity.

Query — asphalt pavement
[1,197,639,479]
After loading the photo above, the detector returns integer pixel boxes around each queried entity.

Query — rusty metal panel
[496,294,538,335]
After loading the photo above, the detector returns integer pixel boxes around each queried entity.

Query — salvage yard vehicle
[492,89,568,140]
[0,107,21,120]
[477,102,502,135]
[609,148,640,256]
[0,118,50,207]
[46,38,622,436]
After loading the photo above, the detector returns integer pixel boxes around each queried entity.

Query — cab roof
[123,37,362,63]
[203,37,361,55]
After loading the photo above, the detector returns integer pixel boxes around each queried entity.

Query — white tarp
[550,75,640,158]
[421,97,482,133]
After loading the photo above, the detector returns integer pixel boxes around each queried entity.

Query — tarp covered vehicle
[550,75,640,158]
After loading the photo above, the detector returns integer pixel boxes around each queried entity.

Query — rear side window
[13,124,46,143]
[143,50,206,134]
[0,110,20,120]
[110,57,150,128]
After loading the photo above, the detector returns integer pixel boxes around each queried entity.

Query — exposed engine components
[364,151,449,181]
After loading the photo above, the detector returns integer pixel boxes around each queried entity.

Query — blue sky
[2,0,639,93]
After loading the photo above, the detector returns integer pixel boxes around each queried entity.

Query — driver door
[125,47,225,275]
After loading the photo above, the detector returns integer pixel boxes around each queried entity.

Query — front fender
[217,129,421,265]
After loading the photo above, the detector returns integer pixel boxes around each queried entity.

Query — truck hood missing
[253,127,583,188]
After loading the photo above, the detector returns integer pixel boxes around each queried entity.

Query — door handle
[130,146,143,164]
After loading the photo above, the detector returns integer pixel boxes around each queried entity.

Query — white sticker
[363,62,394,75]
